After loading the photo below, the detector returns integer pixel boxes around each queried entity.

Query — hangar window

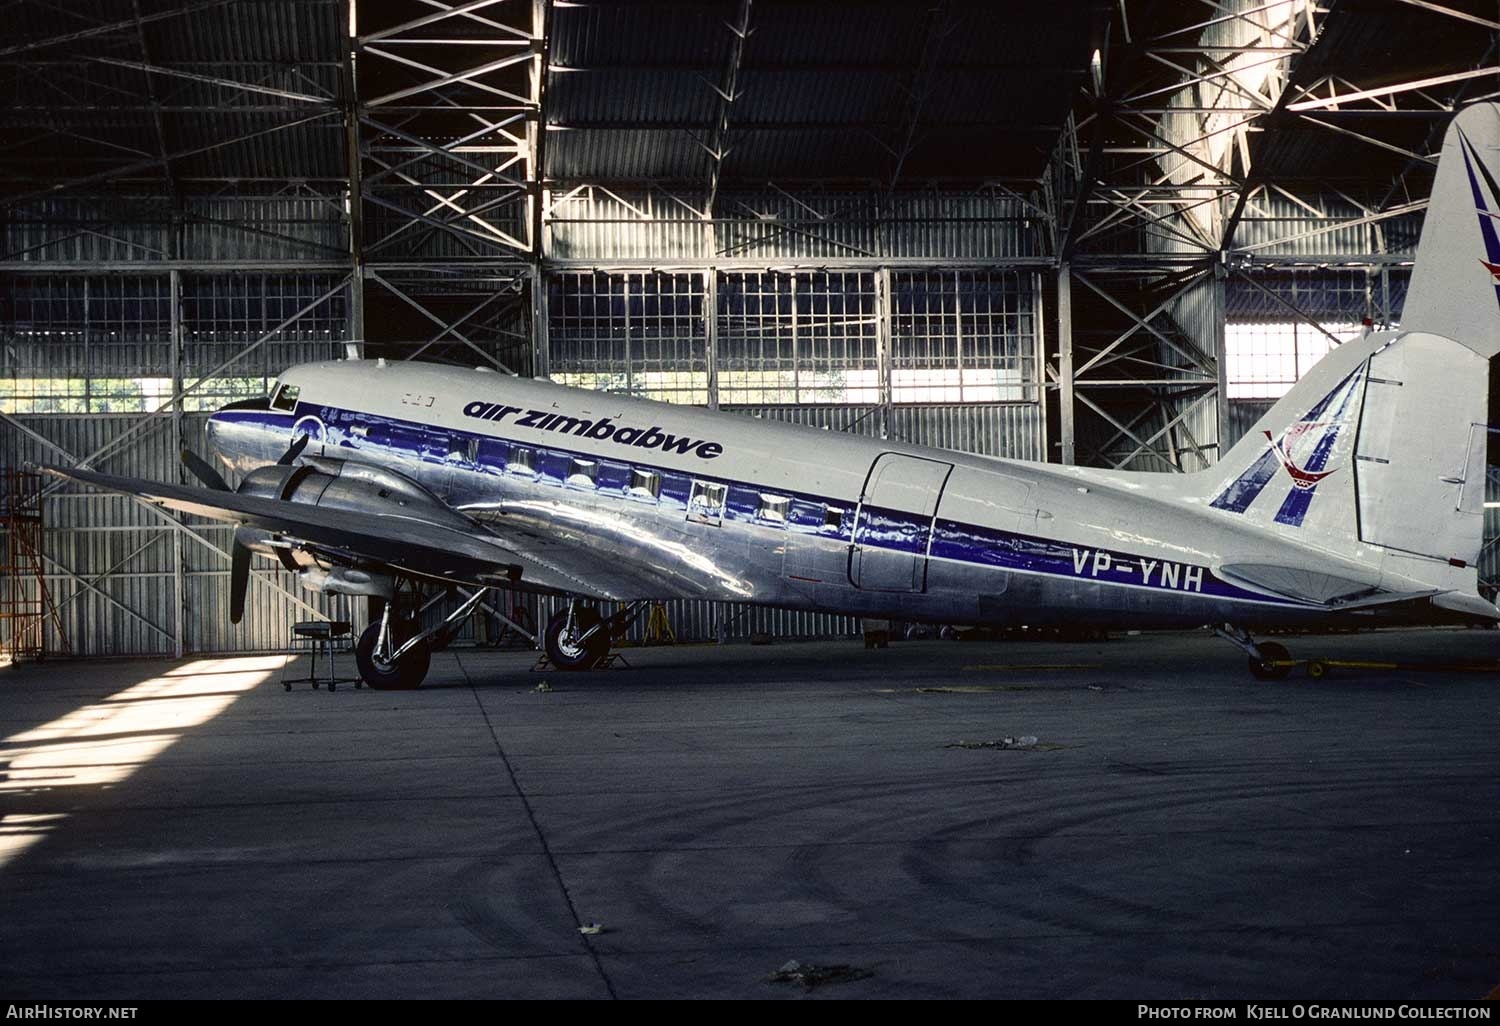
[890,270,1036,403]
[0,275,284,414]
[1223,247,1386,399]
[717,271,880,404]
[549,271,708,404]
[1225,322,1359,399]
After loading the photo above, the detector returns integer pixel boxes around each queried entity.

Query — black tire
[545,607,609,670]
[355,620,431,690]
[1248,640,1292,681]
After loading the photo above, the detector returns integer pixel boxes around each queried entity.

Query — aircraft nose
[206,396,274,475]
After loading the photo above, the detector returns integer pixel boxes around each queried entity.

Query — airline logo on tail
[1263,422,1339,490]
[1210,366,1364,526]
[1456,127,1500,300]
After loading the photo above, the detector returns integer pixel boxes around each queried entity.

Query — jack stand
[531,651,633,673]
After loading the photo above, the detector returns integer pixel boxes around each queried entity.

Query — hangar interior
[2,0,1498,658]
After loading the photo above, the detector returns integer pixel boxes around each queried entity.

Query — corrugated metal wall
[546,187,1043,262]
[1224,400,1275,451]
[3,197,349,265]
[1234,192,1419,262]
[1,413,355,657]
[1163,274,1222,470]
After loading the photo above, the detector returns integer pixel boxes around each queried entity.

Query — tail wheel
[355,620,431,690]
[545,607,609,671]
[1248,640,1292,681]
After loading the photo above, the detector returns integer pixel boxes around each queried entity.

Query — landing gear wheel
[1249,640,1292,681]
[545,607,609,670]
[355,620,431,690]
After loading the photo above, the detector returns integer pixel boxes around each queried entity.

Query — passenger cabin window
[823,506,844,531]
[757,493,790,524]
[628,468,661,500]
[475,438,507,472]
[270,383,300,412]
[506,447,536,476]
[688,480,728,525]
[567,458,598,488]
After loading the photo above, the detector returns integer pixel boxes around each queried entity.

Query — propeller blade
[180,448,231,492]
[277,433,309,466]
[230,537,251,625]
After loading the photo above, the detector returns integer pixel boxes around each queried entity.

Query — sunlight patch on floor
[0,657,280,869]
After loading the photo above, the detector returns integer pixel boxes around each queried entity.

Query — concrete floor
[1,628,1497,1000]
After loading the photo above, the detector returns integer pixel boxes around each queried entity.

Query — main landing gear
[543,601,644,670]
[354,586,493,689]
[1216,623,1292,681]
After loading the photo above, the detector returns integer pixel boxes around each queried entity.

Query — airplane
[36,102,1500,688]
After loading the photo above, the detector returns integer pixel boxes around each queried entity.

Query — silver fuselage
[203,359,1449,630]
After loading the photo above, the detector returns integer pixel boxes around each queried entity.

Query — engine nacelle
[237,458,456,521]
[234,459,472,592]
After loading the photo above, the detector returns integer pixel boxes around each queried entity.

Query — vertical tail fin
[1193,103,1500,609]
[1402,102,1500,359]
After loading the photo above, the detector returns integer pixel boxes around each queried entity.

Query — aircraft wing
[35,464,626,599]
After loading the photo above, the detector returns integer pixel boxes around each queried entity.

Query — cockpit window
[270,383,300,412]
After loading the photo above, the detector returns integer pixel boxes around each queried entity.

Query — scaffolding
[0,468,68,662]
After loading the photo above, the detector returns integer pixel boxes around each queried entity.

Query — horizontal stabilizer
[1218,562,1383,605]
[1431,591,1500,621]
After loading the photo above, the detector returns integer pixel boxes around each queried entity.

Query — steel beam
[702,0,753,215]
[0,0,237,58]
[87,57,338,105]
[1,111,341,209]
[1286,67,1500,112]
[704,266,719,409]
[1057,263,1075,465]
[170,268,186,658]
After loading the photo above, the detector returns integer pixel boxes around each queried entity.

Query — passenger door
[849,453,953,592]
